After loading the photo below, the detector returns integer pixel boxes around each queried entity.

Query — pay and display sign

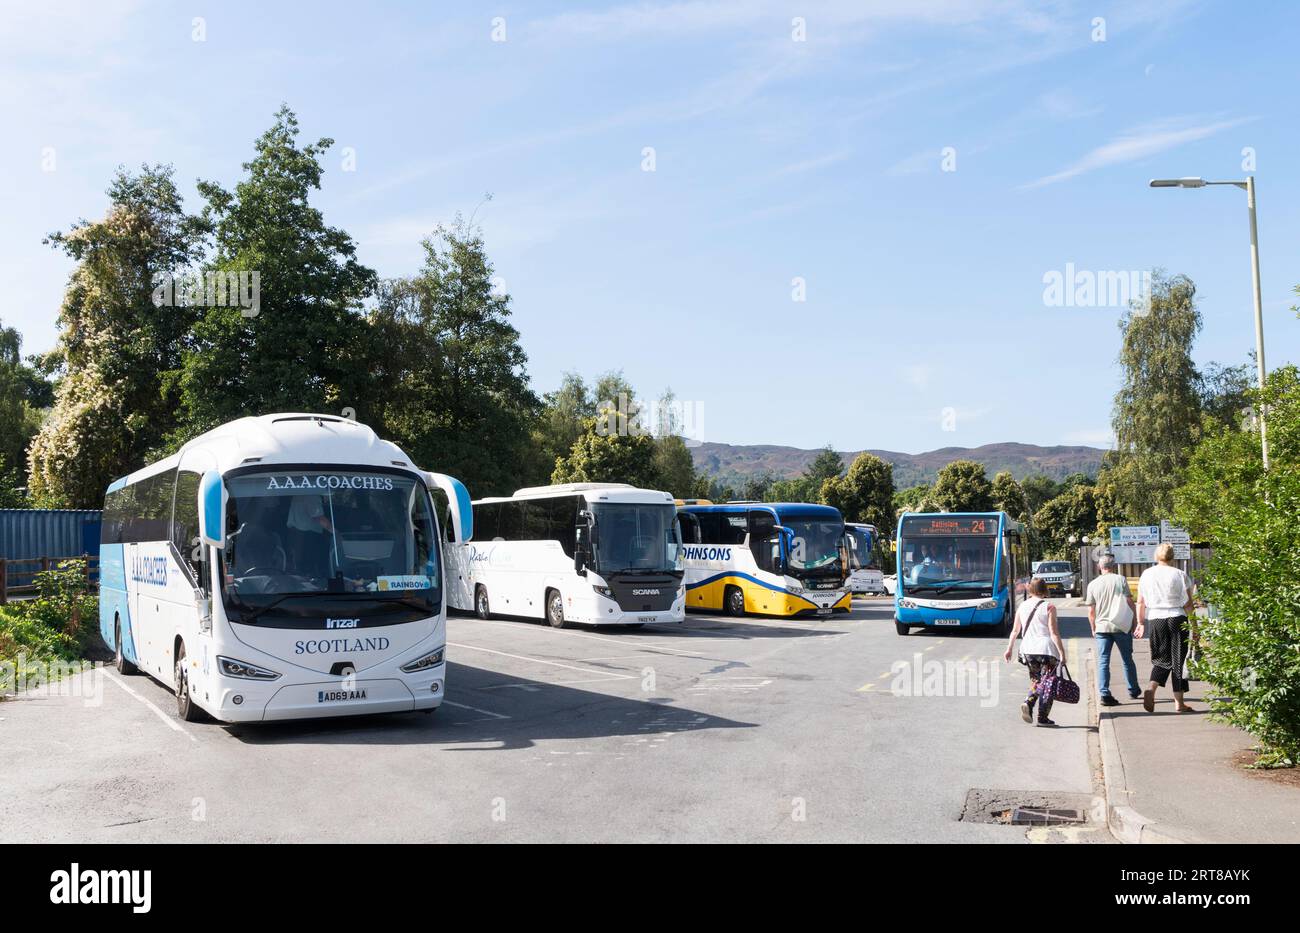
[1110,525,1160,564]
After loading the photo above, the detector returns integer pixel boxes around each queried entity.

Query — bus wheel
[546,589,566,629]
[173,643,206,723]
[113,617,137,675]
[895,620,911,636]
[475,585,491,620]
[724,585,746,617]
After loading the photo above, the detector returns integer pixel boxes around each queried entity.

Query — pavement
[0,597,1107,844]
[1088,619,1300,844]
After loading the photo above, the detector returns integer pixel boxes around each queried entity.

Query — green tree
[930,459,994,512]
[1174,365,1300,765]
[821,452,895,528]
[175,106,376,440]
[1021,474,1061,513]
[805,445,844,486]
[1190,465,1300,765]
[990,470,1030,522]
[530,372,594,484]
[894,483,938,513]
[652,435,697,497]
[372,221,538,497]
[28,166,205,506]
[1175,366,1300,539]
[1104,272,1205,522]
[648,388,697,497]
[1033,483,1100,559]
[765,475,819,503]
[552,419,660,488]
[0,319,46,478]
[739,474,774,502]
[1199,361,1255,432]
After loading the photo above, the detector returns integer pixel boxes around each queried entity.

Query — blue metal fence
[0,509,102,561]
[0,510,102,602]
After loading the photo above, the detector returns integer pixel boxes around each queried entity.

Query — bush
[1193,469,1300,767]
[0,559,98,696]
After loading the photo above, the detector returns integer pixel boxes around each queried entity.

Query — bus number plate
[934,618,961,626]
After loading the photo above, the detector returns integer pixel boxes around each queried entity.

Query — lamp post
[1149,176,1269,469]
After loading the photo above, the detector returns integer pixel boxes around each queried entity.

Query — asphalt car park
[0,597,1104,843]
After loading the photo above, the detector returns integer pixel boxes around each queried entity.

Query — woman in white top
[1003,577,1067,726]
[1135,542,1198,713]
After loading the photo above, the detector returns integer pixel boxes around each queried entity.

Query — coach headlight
[593,585,615,598]
[977,599,998,610]
[217,656,281,681]
[400,646,446,673]
[899,598,917,609]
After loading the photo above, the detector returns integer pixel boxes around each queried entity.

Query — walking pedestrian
[1086,553,1140,706]
[1134,542,1198,713]
[1003,578,1067,727]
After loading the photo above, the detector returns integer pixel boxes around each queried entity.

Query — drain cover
[1008,807,1085,826]
[960,788,1096,825]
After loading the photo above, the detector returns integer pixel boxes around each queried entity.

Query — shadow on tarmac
[223,660,757,749]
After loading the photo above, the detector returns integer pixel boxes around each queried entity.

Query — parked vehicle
[894,512,1031,636]
[99,413,469,723]
[1031,560,1078,597]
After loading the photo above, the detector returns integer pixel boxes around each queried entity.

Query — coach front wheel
[174,642,207,723]
[895,620,911,636]
[475,585,491,620]
[113,617,137,675]
[546,588,567,629]
[724,585,746,617]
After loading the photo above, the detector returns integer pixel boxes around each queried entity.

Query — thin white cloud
[530,0,1053,42]
[1022,116,1253,189]
[1063,429,1115,448]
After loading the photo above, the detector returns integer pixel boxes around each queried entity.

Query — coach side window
[474,502,499,542]
[173,469,205,586]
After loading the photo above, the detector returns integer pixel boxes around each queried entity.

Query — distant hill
[689,441,1105,489]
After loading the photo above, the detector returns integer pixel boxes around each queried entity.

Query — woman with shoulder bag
[1003,578,1068,727]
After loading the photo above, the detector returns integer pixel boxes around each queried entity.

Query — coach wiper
[238,593,300,623]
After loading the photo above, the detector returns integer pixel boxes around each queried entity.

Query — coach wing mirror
[197,470,227,549]
[424,472,473,543]
[575,510,594,574]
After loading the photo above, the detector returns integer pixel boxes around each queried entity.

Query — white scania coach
[98,413,471,723]
[445,483,686,628]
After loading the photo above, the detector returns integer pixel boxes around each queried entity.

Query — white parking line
[103,672,197,743]
[448,641,636,680]
[441,700,511,720]
[458,618,704,657]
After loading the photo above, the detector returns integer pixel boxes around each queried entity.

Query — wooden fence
[0,556,100,605]
[1076,545,1213,597]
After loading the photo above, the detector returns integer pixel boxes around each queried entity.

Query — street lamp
[1149,175,1269,469]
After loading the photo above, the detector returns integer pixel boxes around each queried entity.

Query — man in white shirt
[1135,542,1197,713]
[1086,554,1139,706]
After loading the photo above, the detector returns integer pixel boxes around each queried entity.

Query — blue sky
[3,0,1298,455]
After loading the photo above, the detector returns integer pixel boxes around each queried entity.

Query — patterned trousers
[1148,615,1190,693]
[1024,655,1059,720]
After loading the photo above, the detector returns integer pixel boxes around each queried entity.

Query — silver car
[1032,560,1078,597]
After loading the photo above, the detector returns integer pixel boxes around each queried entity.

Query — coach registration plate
[934,618,961,626]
